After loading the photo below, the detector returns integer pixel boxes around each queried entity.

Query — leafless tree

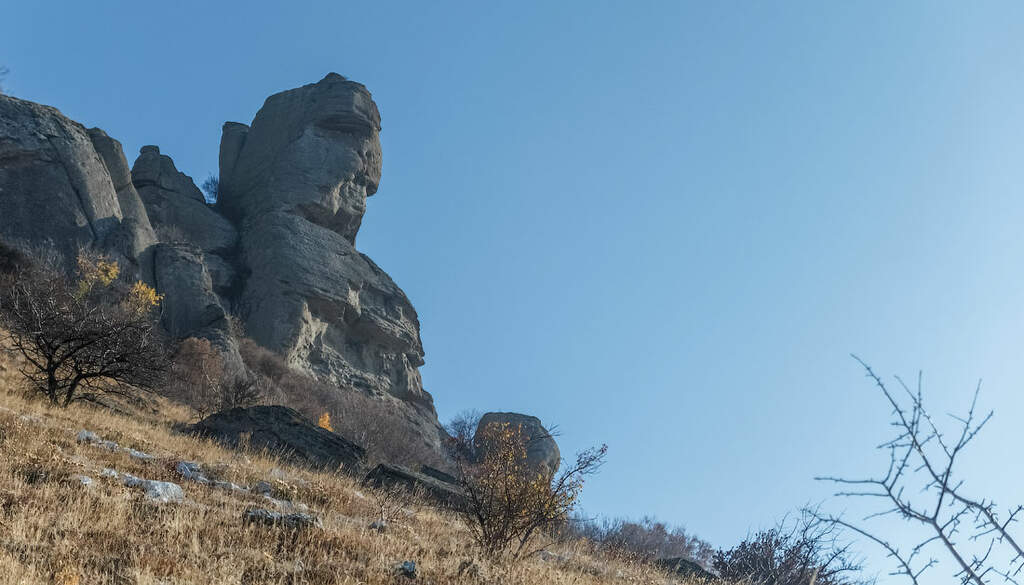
[0,66,9,94]
[0,250,169,407]
[811,356,1023,585]
[444,409,482,460]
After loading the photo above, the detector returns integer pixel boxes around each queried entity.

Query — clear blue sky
[4,2,1024,581]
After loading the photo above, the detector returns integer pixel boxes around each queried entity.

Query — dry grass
[0,351,706,585]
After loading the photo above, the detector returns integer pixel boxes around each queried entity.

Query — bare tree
[0,250,169,407]
[0,66,8,94]
[451,421,607,560]
[443,409,482,460]
[812,356,1023,584]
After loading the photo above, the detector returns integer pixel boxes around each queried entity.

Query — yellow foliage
[127,280,163,310]
[318,412,333,431]
[75,252,120,296]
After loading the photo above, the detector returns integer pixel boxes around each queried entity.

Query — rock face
[219,73,435,415]
[0,95,152,276]
[86,129,158,281]
[189,405,365,472]
[474,412,561,477]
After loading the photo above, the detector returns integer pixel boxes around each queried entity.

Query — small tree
[453,421,607,560]
[0,250,168,406]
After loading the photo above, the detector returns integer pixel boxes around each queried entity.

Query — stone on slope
[363,463,465,507]
[243,507,320,529]
[655,557,718,581]
[474,412,561,478]
[189,405,365,472]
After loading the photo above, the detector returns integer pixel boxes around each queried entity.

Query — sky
[4,2,1024,582]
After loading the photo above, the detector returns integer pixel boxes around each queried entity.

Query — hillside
[0,350,706,585]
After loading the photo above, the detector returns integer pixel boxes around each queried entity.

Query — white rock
[121,473,185,503]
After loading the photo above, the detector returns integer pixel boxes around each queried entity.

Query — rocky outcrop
[189,405,365,472]
[474,412,561,477]
[0,95,151,276]
[219,73,435,417]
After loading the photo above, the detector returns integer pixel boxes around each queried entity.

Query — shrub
[0,250,169,407]
[165,337,264,417]
[567,515,715,566]
[452,420,607,560]
[712,515,869,585]
[235,335,445,469]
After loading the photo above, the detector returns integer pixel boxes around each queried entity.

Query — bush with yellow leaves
[0,248,169,406]
[454,421,607,560]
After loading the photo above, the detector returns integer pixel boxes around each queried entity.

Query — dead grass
[0,350,708,585]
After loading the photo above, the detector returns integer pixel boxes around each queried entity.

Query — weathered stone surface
[153,243,227,338]
[219,72,381,241]
[132,145,204,202]
[132,146,237,254]
[189,405,365,472]
[364,463,465,507]
[0,95,128,267]
[87,128,157,281]
[218,122,248,186]
[237,211,425,398]
[474,412,561,477]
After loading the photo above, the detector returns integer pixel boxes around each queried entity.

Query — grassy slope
[0,353,704,585]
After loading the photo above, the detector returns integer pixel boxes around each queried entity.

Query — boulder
[364,463,465,507]
[419,465,458,485]
[474,412,561,478]
[189,405,365,472]
[655,557,718,582]
[243,508,320,530]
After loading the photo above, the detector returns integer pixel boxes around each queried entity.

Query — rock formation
[0,74,446,458]
[190,405,365,472]
[474,412,561,477]
[218,74,429,408]
[0,95,154,276]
